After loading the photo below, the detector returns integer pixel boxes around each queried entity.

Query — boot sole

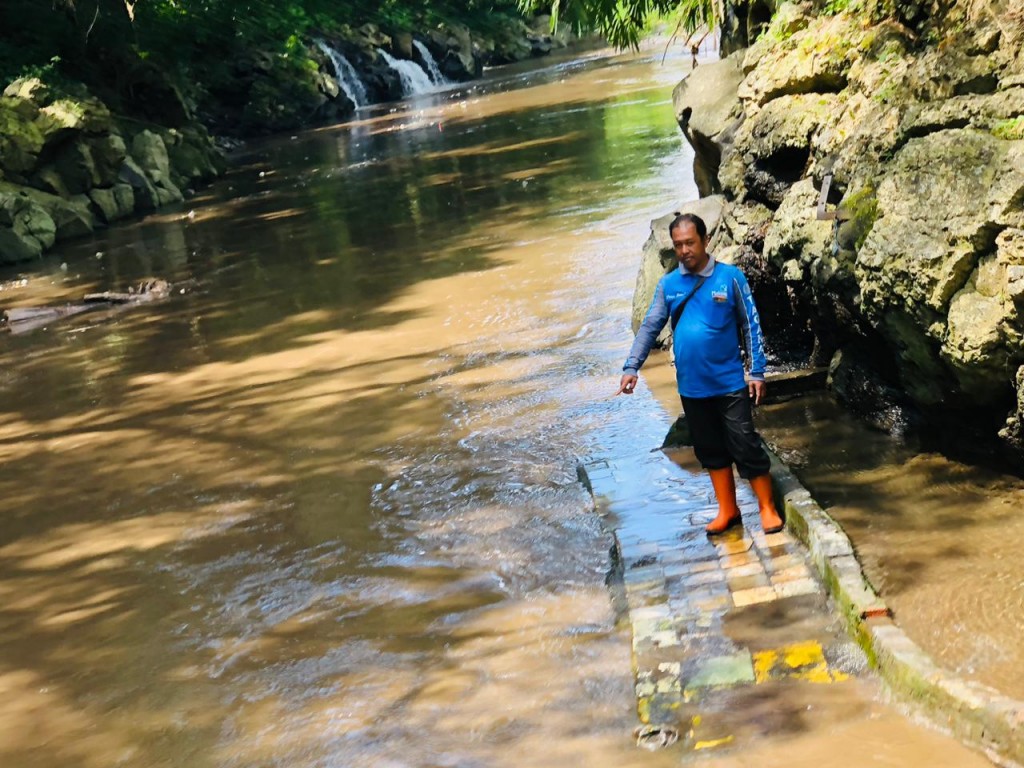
[705,516,743,536]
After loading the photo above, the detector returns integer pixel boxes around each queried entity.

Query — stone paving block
[623,541,660,557]
[633,617,676,639]
[715,537,754,556]
[763,531,794,547]
[684,650,756,691]
[773,578,818,599]
[770,565,811,583]
[638,692,683,724]
[659,549,689,566]
[655,675,683,694]
[726,572,771,592]
[722,562,765,578]
[720,551,759,569]
[649,630,681,648]
[683,570,727,588]
[625,580,664,597]
[731,586,778,607]
[689,559,723,574]
[636,679,656,697]
[764,553,804,572]
[627,592,668,611]
[632,605,672,621]
[693,595,731,613]
[663,564,692,579]
[668,600,698,619]
[623,566,665,587]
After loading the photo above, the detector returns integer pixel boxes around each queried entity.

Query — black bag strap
[669,276,707,332]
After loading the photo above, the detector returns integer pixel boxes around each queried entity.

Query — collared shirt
[623,256,767,398]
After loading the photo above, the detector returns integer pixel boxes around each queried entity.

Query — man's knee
[734,448,770,479]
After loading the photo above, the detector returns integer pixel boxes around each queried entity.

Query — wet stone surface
[582,450,868,753]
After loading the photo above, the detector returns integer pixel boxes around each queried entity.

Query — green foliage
[517,0,716,50]
[0,0,526,92]
[821,0,852,15]
[873,78,898,103]
[992,116,1024,141]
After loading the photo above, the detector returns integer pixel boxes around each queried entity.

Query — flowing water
[757,393,1024,699]
[376,48,436,95]
[413,40,449,86]
[316,41,369,107]
[0,48,995,767]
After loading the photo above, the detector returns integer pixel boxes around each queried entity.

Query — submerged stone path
[580,448,870,753]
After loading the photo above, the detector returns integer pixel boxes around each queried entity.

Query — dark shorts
[680,388,771,479]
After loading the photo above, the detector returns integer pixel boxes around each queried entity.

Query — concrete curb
[766,447,1024,766]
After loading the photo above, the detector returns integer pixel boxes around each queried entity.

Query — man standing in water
[617,213,784,535]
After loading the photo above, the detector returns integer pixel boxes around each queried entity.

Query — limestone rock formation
[667,0,1024,455]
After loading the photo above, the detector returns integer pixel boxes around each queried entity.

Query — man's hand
[617,374,638,395]
[748,379,766,405]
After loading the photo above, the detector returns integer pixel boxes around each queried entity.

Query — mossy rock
[0,192,57,263]
[0,102,44,175]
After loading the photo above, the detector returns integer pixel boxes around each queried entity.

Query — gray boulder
[119,156,162,211]
[88,183,135,224]
[0,182,94,240]
[52,139,101,195]
[0,193,57,263]
[0,101,44,176]
[131,130,172,186]
[88,133,128,186]
[672,52,746,196]
[130,130,184,204]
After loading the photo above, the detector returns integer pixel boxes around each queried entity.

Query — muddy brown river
[0,47,995,767]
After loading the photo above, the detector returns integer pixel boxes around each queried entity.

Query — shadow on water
[758,392,1024,697]
[0,46,696,768]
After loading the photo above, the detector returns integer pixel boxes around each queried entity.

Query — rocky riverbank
[646,0,1024,460]
[0,15,573,266]
[0,78,222,264]
[220,15,576,135]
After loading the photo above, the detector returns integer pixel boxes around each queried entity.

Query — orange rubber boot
[706,467,742,535]
[749,474,784,534]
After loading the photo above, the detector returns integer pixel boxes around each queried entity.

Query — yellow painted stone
[694,735,735,750]
[638,696,650,723]
[752,640,850,684]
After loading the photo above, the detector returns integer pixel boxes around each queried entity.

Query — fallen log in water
[2,278,178,335]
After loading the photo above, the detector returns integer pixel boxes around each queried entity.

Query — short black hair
[668,212,707,240]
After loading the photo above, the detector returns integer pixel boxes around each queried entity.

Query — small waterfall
[376,48,435,96]
[316,40,368,107]
[413,40,449,86]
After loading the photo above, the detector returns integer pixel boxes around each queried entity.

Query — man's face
[671,222,710,273]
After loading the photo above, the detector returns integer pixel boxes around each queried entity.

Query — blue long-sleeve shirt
[623,257,767,398]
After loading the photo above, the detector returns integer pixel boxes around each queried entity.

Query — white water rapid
[376,48,435,96]
[413,40,449,85]
[316,41,369,107]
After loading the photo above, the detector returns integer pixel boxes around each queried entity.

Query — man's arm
[732,272,768,401]
[618,279,669,394]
